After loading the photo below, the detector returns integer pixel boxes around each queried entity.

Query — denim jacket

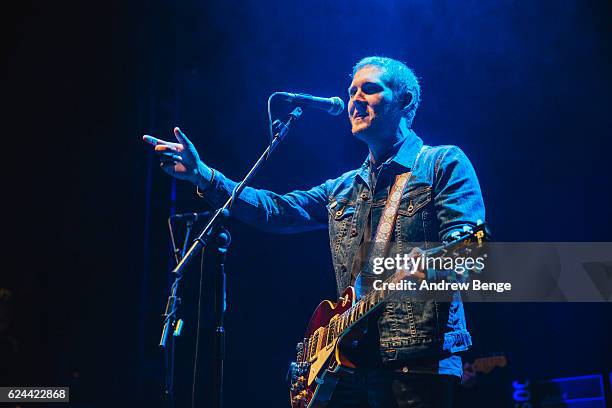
[200,129,486,375]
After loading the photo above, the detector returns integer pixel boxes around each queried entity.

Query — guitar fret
[331,318,337,340]
[302,338,308,363]
[309,335,313,360]
[310,332,317,359]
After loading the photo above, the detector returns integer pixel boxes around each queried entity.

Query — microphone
[170,212,211,222]
[276,92,345,116]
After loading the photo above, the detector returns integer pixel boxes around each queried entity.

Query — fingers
[158,151,182,163]
[407,247,425,257]
[142,135,164,146]
[143,128,193,152]
[173,127,193,148]
[411,271,426,280]
[143,135,182,150]
[154,144,179,153]
[160,159,188,177]
[173,127,201,163]
[159,152,187,174]
[397,266,425,281]
[144,128,200,177]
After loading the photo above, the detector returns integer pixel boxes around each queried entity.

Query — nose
[352,87,367,103]
[351,100,367,117]
[349,90,367,115]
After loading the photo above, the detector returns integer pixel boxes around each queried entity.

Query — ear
[402,92,413,109]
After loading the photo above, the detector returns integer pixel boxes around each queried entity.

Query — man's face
[348,65,400,139]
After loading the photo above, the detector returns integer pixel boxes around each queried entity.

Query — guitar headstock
[437,221,487,257]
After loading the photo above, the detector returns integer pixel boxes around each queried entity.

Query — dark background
[4,0,612,407]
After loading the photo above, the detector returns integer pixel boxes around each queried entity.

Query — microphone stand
[162,217,192,408]
[158,107,303,407]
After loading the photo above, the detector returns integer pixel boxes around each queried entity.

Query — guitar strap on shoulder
[361,172,410,279]
[372,172,410,245]
[366,145,426,272]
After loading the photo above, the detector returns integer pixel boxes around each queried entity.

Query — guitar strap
[366,172,411,266]
[366,145,426,272]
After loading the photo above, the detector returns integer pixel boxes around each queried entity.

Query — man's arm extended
[143,127,329,233]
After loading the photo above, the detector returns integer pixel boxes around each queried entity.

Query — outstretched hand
[143,127,210,184]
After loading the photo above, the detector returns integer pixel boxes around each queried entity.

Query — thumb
[173,126,193,148]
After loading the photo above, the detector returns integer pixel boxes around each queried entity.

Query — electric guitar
[287,223,487,408]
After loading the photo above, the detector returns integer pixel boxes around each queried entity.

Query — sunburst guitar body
[287,286,365,408]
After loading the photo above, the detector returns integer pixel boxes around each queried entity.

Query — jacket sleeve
[198,169,330,234]
[433,146,486,243]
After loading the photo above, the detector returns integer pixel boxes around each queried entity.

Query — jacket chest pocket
[397,186,433,244]
[398,186,432,216]
[328,199,356,235]
[328,199,357,259]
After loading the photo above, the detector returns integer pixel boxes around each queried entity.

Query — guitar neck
[335,257,425,336]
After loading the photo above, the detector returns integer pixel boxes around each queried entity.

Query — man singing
[143,56,486,407]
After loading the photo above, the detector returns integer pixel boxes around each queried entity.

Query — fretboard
[303,264,419,362]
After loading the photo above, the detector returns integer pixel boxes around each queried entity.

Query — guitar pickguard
[307,341,337,386]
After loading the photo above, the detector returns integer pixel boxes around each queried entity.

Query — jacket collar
[356,127,424,188]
